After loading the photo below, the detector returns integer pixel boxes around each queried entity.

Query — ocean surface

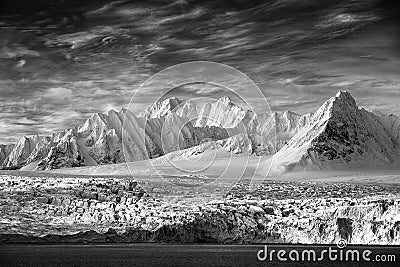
[0,244,399,267]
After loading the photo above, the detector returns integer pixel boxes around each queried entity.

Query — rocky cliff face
[0,144,15,167]
[3,135,45,168]
[36,130,85,170]
[1,129,85,170]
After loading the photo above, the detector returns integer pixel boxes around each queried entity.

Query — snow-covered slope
[195,96,255,129]
[142,97,182,118]
[3,135,45,168]
[0,144,15,167]
[152,132,254,164]
[373,111,400,144]
[175,100,198,120]
[271,91,400,173]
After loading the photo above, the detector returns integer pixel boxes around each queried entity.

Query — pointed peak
[334,91,356,105]
[321,91,357,110]
[218,96,232,105]
[152,97,183,110]
[143,97,183,118]
[311,91,358,122]
[107,109,118,116]
[91,112,106,119]
[159,96,182,106]
[335,90,349,97]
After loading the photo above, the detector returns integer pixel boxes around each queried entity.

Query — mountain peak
[218,96,232,105]
[334,91,356,106]
[310,91,357,123]
[154,97,183,110]
[335,90,349,97]
[161,96,182,105]
[143,97,183,118]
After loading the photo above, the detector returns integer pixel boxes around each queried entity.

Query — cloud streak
[0,0,399,144]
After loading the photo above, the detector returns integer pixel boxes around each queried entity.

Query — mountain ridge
[1,91,399,173]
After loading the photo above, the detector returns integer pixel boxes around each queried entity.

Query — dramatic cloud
[42,87,73,100]
[0,0,399,144]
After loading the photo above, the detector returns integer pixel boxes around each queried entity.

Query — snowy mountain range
[1,91,399,173]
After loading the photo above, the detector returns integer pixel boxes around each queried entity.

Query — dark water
[0,244,399,267]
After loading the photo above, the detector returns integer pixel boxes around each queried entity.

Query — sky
[0,0,399,144]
